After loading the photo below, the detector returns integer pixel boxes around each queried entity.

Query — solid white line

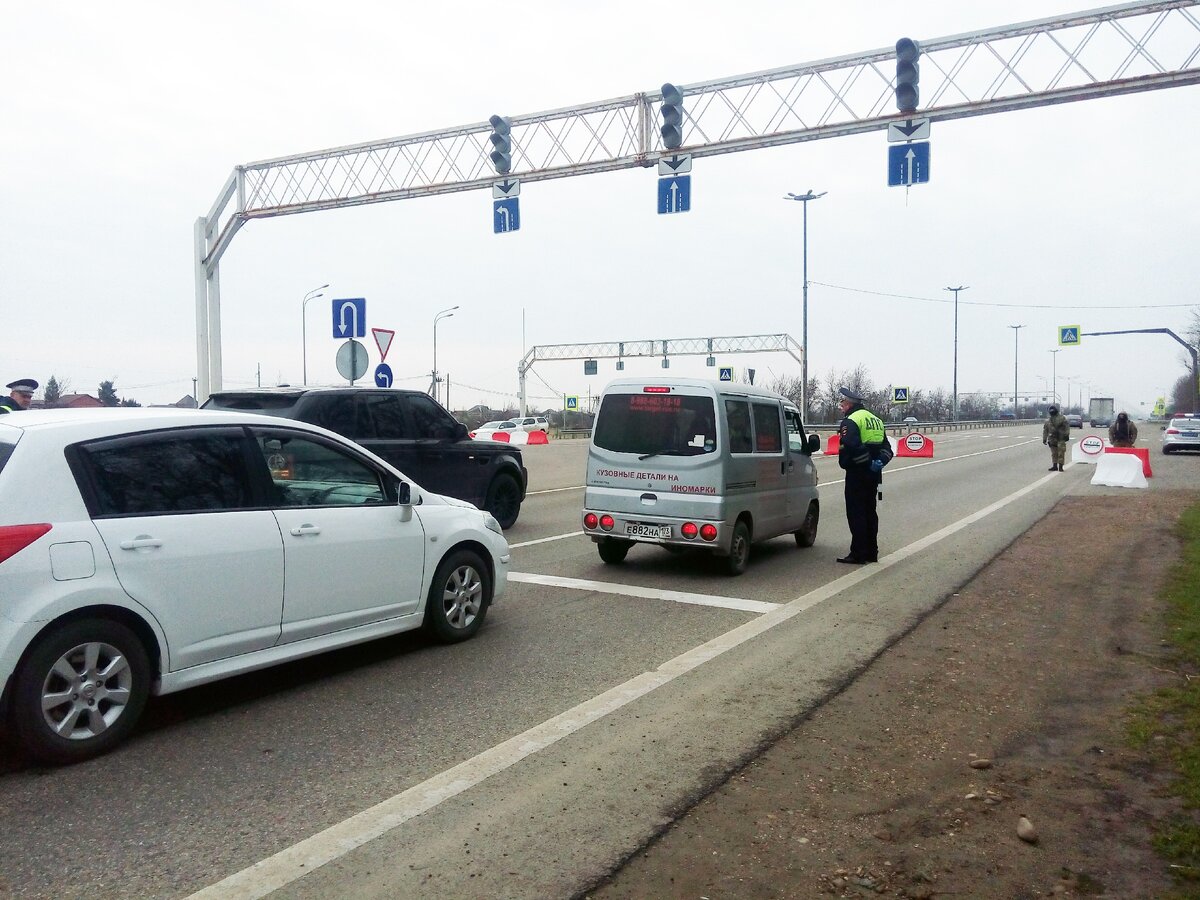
[526,485,585,495]
[506,571,778,614]
[509,531,583,548]
[189,469,1059,900]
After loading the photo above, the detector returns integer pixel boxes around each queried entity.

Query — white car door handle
[290,524,322,536]
[119,537,163,550]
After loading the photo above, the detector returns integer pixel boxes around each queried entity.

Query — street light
[1008,325,1025,417]
[784,189,826,421]
[301,283,330,385]
[944,286,968,420]
[1047,349,1061,405]
[432,305,459,405]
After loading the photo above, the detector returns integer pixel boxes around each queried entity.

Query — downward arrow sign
[895,120,923,137]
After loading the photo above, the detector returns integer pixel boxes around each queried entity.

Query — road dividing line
[188,469,1060,900]
[506,571,778,614]
[509,531,583,548]
[526,485,585,495]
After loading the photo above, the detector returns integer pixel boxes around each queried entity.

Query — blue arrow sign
[719,367,733,382]
[374,363,393,387]
[657,175,691,214]
[494,198,520,233]
[887,142,930,187]
[332,298,366,338]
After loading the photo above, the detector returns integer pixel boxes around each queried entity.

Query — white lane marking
[506,572,778,614]
[509,531,583,548]
[189,469,1058,900]
[527,485,585,495]
[821,438,1042,485]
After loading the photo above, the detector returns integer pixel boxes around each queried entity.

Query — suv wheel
[9,618,151,765]
[484,473,522,529]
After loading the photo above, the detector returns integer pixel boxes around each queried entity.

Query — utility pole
[1048,349,1061,404]
[944,286,968,420]
[784,190,827,421]
[1008,325,1025,417]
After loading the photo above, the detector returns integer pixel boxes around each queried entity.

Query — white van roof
[599,377,794,405]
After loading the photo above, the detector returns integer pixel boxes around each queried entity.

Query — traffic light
[895,38,921,113]
[488,115,512,175]
[660,83,684,150]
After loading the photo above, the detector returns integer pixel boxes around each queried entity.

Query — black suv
[202,387,528,528]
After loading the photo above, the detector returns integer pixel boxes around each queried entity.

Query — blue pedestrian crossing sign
[887,142,930,187]
[1059,325,1081,346]
[893,386,910,404]
[565,395,579,411]
[494,198,520,233]
[719,367,733,382]
[657,175,691,214]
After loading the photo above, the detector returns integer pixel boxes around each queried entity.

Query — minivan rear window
[0,440,14,474]
[594,393,716,456]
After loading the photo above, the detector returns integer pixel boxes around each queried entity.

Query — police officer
[1042,404,1070,471]
[836,387,893,564]
[0,378,38,414]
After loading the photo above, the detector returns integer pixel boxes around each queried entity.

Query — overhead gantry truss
[517,334,802,414]
[195,0,1200,399]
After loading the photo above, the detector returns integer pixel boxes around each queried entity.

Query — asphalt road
[0,424,1191,899]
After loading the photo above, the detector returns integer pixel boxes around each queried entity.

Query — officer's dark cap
[6,379,38,394]
[1048,405,1059,414]
[838,387,864,402]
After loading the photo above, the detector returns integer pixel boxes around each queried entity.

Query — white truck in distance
[1089,397,1114,428]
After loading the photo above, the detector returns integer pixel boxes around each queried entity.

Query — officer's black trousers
[843,469,879,561]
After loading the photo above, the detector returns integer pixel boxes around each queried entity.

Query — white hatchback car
[0,408,510,764]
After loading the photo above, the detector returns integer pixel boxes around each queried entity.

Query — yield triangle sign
[372,328,395,362]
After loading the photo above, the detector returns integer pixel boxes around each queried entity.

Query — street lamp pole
[301,283,330,385]
[944,286,968,420]
[1048,349,1061,405]
[785,190,826,421]
[1008,325,1025,417]
[432,305,459,405]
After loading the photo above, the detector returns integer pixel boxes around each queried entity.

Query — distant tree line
[38,375,141,408]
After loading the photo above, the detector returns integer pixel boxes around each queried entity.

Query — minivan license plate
[627,523,670,539]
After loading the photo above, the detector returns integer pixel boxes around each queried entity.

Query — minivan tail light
[0,524,52,564]
[642,386,671,393]
[699,524,718,542]
[584,513,598,529]
[599,515,615,531]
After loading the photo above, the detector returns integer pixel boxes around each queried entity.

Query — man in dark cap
[1042,404,1069,471]
[836,387,892,564]
[0,379,38,414]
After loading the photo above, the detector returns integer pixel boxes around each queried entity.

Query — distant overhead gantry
[517,334,802,415]
[195,0,1200,400]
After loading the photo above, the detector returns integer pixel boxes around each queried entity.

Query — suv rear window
[205,394,301,415]
[594,393,716,456]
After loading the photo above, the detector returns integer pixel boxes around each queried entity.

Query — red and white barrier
[1104,446,1151,477]
[825,433,840,455]
[1090,451,1148,489]
[896,432,934,458]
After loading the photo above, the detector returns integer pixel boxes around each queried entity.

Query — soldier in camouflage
[1042,404,1070,471]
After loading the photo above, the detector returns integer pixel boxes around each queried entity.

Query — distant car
[997,412,1016,420]
[518,416,549,433]
[0,408,510,764]
[1066,414,1083,428]
[1162,417,1200,454]
[475,420,518,433]
[902,416,918,426]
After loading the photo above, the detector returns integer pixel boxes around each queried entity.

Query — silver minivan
[582,378,822,575]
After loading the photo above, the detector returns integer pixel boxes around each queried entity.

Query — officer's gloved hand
[869,459,884,475]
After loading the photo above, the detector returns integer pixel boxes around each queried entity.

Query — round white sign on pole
[1080,435,1105,456]
[904,433,927,453]
[336,339,368,382]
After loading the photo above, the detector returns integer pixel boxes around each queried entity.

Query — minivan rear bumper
[581,506,733,555]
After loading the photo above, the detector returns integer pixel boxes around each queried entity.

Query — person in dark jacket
[1042,404,1070,471]
[835,387,893,565]
[0,378,37,414]
[1109,412,1138,448]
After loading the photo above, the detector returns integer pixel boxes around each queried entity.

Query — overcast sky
[2,1,1196,417]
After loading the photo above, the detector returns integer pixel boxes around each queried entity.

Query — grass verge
[1127,502,1200,889]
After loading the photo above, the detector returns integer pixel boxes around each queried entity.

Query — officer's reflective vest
[848,408,885,445]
